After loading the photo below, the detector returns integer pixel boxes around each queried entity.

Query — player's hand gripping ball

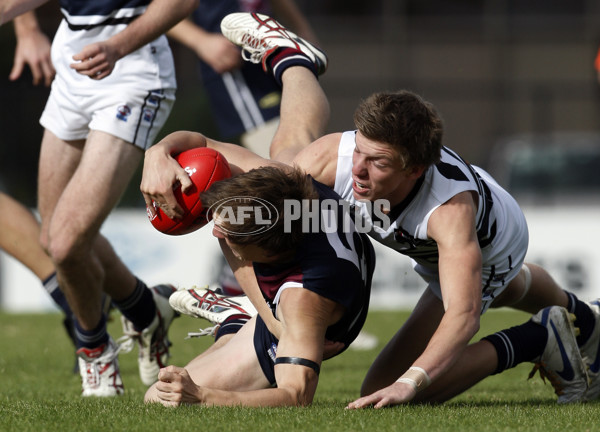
[148,147,231,235]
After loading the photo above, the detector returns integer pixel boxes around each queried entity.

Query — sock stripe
[114,279,157,331]
[272,54,314,76]
[497,331,514,370]
[268,48,318,87]
[42,272,59,294]
[74,315,108,348]
[482,330,515,374]
[114,278,146,311]
[566,291,577,314]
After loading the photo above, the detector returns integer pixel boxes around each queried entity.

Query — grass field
[1,309,598,432]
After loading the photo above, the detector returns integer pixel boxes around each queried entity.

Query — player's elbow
[288,388,315,407]
[464,306,481,338]
[279,375,318,407]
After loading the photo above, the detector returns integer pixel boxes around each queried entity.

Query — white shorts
[40,81,175,150]
[39,19,176,150]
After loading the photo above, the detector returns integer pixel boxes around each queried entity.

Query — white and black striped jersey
[58,0,151,29]
[50,0,176,91]
[333,130,529,296]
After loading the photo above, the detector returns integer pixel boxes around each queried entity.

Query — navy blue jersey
[58,0,151,29]
[253,178,375,348]
[58,0,151,15]
[191,0,281,139]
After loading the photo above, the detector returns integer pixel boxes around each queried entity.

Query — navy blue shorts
[253,315,279,385]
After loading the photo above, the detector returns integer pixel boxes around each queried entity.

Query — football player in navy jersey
[144,12,600,406]
[3,0,198,396]
[166,0,322,304]
[143,165,374,407]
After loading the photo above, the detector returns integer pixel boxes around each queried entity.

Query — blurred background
[1,0,600,310]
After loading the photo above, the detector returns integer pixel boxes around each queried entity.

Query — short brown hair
[353,90,444,169]
[200,165,317,256]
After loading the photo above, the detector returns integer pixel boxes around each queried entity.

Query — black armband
[274,356,320,375]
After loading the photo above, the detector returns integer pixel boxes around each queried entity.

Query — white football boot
[77,337,124,397]
[580,299,600,401]
[529,306,589,403]
[169,286,257,323]
[220,12,328,75]
[119,284,178,386]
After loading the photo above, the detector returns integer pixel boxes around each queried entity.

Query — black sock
[74,315,108,349]
[266,47,318,87]
[565,291,595,346]
[112,278,156,331]
[482,320,547,374]
[214,314,251,341]
[42,272,73,318]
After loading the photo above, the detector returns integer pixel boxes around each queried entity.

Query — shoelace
[81,343,123,387]
[117,327,142,355]
[117,317,170,362]
[241,43,268,64]
[187,289,254,320]
[186,325,219,339]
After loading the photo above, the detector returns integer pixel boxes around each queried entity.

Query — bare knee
[492,264,532,308]
[45,227,87,268]
[492,263,568,313]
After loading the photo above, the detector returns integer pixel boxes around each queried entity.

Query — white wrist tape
[396,366,431,392]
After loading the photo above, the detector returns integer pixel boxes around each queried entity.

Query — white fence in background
[1,206,598,312]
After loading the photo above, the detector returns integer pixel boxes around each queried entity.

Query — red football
[147,147,231,235]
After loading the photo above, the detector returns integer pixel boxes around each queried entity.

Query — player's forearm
[12,10,40,35]
[167,18,208,51]
[106,0,198,60]
[200,386,307,407]
[219,241,283,338]
[418,246,483,381]
[415,307,480,383]
[1,0,48,25]
[152,131,208,157]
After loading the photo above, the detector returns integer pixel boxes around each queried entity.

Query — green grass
[1,309,598,431]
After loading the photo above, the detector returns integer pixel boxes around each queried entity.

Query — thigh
[38,129,84,226]
[361,287,445,395]
[45,130,143,243]
[0,193,52,280]
[185,317,271,391]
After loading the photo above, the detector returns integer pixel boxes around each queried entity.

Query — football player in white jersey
[144,12,600,406]
[3,0,198,396]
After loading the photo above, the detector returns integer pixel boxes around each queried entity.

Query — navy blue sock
[42,272,73,317]
[112,278,156,331]
[267,47,318,87]
[74,315,108,349]
[214,314,251,341]
[565,291,595,346]
[482,320,547,375]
